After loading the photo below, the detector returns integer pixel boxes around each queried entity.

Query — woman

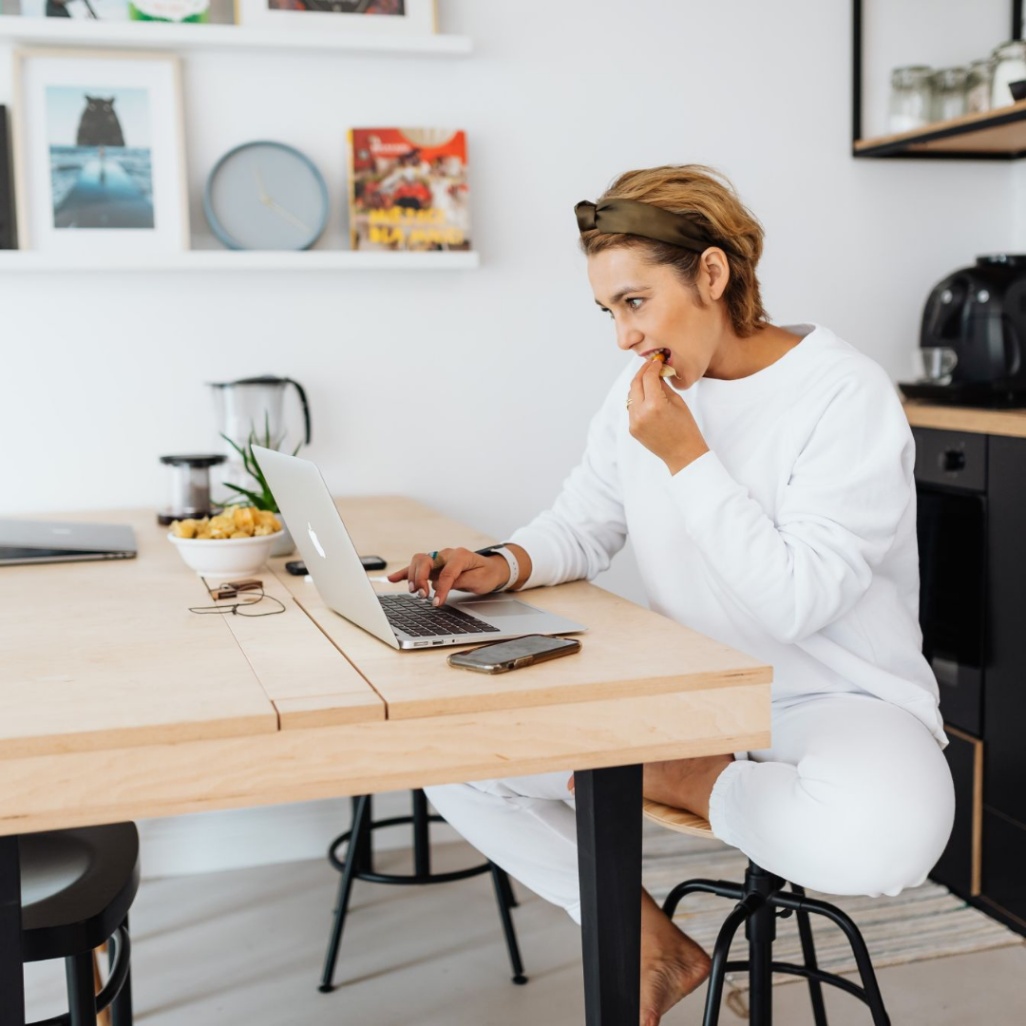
[388,165,954,1026]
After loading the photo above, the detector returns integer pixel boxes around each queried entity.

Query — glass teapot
[210,375,312,456]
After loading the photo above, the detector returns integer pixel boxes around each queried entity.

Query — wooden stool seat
[642,798,714,838]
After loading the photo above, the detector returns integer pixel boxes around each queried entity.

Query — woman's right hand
[387,547,510,607]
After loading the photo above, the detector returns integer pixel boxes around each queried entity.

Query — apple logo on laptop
[307,523,326,560]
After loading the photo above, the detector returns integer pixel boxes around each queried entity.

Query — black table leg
[575,764,643,1026]
[0,835,25,1026]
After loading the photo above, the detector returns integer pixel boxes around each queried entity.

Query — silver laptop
[252,446,587,650]
[0,519,137,566]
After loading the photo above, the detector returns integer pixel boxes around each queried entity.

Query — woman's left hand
[628,357,710,474]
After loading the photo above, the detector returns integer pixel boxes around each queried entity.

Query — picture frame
[10,48,189,253]
[2,0,133,18]
[234,0,437,36]
[1,0,236,24]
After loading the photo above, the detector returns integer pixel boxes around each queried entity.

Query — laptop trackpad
[456,598,538,617]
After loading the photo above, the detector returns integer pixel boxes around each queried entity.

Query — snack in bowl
[168,506,283,578]
[170,506,281,539]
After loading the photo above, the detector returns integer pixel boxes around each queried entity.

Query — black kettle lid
[976,254,1026,267]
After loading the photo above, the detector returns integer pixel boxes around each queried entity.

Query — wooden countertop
[903,400,1026,438]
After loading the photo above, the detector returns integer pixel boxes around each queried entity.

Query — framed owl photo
[234,0,436,35]
[10,48,189,254]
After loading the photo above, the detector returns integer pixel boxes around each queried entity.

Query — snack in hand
[170,506,281,540]
[651,349,678,379]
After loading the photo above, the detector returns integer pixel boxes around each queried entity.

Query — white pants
[424,693,955,924]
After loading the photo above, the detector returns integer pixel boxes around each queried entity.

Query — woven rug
[641,821,1023,1017]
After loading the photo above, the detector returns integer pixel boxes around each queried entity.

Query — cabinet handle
[941,449,967,472]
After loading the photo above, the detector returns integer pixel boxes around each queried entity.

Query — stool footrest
[342,864,492,886]
[721,959,878,1005]
[328,812,492,885]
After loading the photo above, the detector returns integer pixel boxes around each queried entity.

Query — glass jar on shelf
[990,40,1026,108]
[966,57,995,114]
[930,66,968,122]
[888,65,934,133]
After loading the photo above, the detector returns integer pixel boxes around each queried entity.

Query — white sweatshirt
[509,324,945,745]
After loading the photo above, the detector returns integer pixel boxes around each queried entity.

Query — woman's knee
[796,757,955,895]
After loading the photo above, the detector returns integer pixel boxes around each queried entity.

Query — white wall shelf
[0,249,479,272]
[0,16,472,56]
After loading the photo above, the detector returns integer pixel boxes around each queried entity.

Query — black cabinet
[984,436,1026,828]
[916,429,1026,932]
[980,811,1026,933]
[913,428,987,738]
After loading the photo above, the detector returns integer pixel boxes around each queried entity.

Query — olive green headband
[574,198,716,253]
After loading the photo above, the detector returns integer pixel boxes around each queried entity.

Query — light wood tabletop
[0,499,771,832]
[0,496,772,1026]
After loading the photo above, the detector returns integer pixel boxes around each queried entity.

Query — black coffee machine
[899,254,1026,407]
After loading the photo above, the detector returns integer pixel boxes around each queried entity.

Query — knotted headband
[574,198,717,253]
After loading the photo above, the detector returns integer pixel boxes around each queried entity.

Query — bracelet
[475,545,520,593]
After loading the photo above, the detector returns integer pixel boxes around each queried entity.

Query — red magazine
[348,128,470,251]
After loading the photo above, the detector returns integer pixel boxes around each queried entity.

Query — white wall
[1,0,1019,876]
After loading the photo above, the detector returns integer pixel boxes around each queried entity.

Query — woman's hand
[628,357,710,474]
[387,547,510,607]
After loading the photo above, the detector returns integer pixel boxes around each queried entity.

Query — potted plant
[220,415,300,557]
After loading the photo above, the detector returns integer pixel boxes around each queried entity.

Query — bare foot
[643,753,733,822]
[639,890,712,1026]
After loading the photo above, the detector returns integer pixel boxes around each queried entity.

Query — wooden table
[0,499,772,1025]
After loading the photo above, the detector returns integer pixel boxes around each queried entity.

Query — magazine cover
[347,128,470,252]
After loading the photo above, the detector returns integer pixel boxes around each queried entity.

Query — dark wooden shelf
[854,100,1026,160]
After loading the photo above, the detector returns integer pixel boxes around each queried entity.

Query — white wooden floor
[24,840,1026,1025]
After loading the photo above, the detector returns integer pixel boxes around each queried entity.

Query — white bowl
[167,531,284,579]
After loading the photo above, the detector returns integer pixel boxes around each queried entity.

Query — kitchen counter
[903,400,1026,439]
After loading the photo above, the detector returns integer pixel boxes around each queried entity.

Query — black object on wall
[0,105,16,250]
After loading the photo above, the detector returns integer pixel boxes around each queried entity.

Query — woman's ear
[698,247,731,302]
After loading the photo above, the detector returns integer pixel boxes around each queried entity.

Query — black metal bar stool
[21,822,138,1026]
[319,789,527,993]
[643,800,891,1026]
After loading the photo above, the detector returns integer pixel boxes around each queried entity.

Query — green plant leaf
[218,416,299,516]
[222,482,274,510]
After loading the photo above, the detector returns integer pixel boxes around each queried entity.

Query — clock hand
[253,167,271,204]
[253,164,314,233]
[264,195,313,234]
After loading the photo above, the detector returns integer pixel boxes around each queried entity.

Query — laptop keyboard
[379,593,500,637]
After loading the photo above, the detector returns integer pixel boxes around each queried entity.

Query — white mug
[913,347,958,385]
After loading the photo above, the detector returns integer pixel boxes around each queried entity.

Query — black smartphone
[285,556,386,576]
[447,634,581,674]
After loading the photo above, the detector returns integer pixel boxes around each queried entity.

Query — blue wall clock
[203,140,330,251]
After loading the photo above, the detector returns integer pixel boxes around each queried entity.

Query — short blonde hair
[579,165,768,337]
